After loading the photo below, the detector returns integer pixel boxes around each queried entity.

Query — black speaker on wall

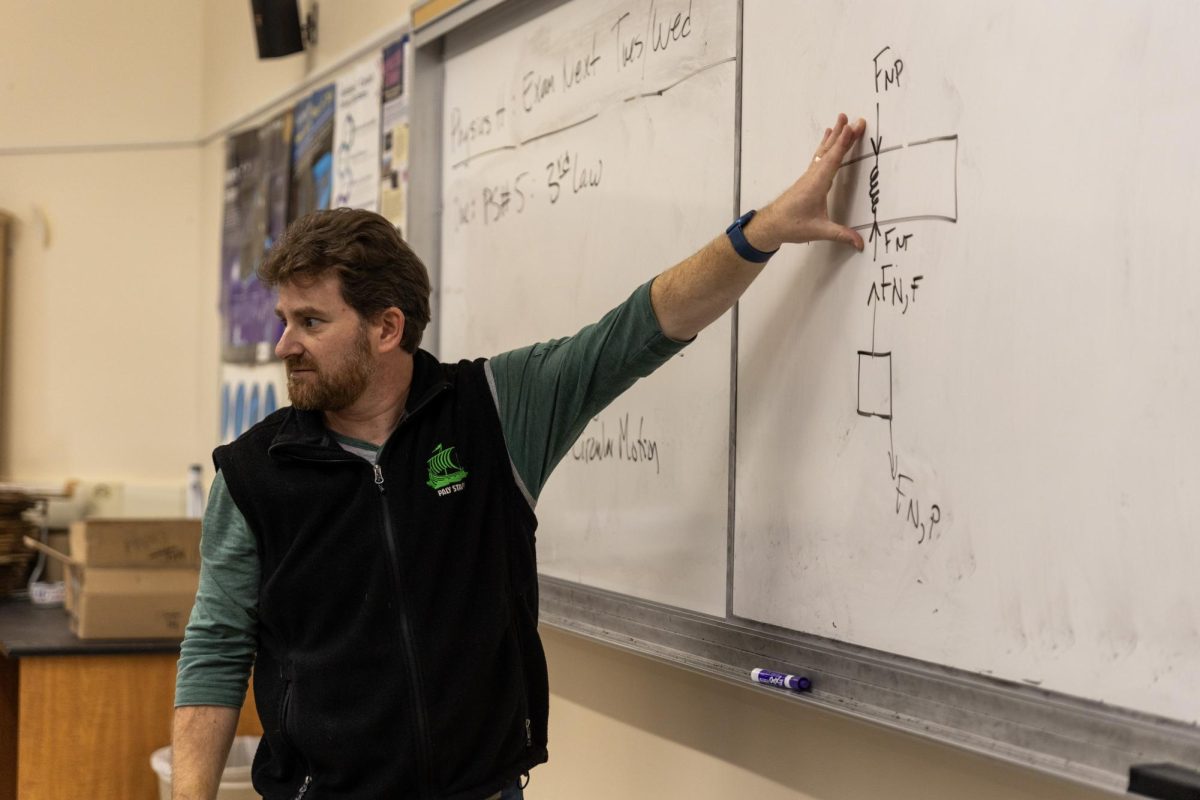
[250,0,304,59]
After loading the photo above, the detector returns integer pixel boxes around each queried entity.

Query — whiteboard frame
[540,576,1199,794]
[410,1,1200,793]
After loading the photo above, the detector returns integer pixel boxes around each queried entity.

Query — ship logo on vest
[426,443,468,496]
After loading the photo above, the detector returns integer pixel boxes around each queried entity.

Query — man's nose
[275,326,302,360]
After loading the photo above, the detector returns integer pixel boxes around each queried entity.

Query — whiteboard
[736,0,1200,724]
[440,0,737,615]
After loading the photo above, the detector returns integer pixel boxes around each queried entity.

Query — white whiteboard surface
[736,0,1200,724]
[440,0,736,615]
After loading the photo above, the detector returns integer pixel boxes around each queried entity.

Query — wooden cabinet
[0,604,261,800]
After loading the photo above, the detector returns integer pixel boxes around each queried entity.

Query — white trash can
[150,735,261,800]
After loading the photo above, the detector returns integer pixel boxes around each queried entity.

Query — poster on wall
[255,111,294,260]
[219,129,256,326]
[380,36,411,232]
[219,362,289,444]
[219,128,265,363]
[290,84,336,221]
[332,55,383,212]
[220,112,293,363]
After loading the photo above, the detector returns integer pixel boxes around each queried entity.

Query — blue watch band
[725,210,778,263]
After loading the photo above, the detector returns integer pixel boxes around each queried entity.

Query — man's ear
[376,307,407,353]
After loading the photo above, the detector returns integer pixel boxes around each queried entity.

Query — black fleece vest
[214,351,548,800]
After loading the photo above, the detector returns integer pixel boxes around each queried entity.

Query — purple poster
[220,111,293,363]
[382,38,406,105]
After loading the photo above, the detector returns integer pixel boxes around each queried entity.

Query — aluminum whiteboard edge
[539,574,1200,794]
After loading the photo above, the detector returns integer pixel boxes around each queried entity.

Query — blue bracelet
[725,210,778,263]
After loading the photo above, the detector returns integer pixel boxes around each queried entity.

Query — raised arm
[650,113,866,341]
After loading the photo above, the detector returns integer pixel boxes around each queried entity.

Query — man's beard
[285,328,376,412]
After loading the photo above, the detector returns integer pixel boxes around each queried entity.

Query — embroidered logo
[426,443,468,495]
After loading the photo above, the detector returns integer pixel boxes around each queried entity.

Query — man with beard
[172,115,867,800]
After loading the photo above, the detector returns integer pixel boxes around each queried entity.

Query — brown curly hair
[259,209,431,353]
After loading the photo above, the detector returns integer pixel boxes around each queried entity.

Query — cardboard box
[24,533,200,640]
[68,518,201,568]
[64,566,198,639]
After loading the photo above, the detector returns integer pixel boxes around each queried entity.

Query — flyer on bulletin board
[332,55,382,212]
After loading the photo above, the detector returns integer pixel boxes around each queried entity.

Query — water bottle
[186,464,205,518]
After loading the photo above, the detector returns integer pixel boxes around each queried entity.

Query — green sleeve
[175,471,260,709]
[488,278,691,502]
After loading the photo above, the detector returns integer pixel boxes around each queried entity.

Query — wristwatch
[725,210,778,264]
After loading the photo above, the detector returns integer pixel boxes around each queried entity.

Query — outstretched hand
[746,113,867,253]
[649,113,869,341]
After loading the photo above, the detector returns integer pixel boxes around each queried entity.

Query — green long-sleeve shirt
[175,280,689,707]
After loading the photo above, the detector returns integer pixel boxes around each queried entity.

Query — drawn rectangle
[857,350,892,419]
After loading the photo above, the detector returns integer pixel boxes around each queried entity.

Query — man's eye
[304,318,321,328]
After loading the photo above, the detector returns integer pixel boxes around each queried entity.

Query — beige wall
[0,0,203,483]
[1,2,1116,798]
[0,148,203,481]
[0,2,202,148]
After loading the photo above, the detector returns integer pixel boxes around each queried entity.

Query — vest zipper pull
[373,463,385,493]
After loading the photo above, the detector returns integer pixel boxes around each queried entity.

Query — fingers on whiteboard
[826,115,855,159]
[813,127,833,161]
[823,117,866,186]
[814,116,843,158]
[843,225,866,252]
[820,221,863,252]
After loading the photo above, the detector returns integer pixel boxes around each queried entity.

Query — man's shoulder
[216,406,293,458]
[421,349,487,378]
[416,350,493,399]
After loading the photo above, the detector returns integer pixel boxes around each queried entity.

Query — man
[172,114,867,800]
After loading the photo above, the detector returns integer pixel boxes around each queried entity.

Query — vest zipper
[273,383,450,796]
[373,462,437,798]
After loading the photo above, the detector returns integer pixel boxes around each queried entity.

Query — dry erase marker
[751,668,812,692]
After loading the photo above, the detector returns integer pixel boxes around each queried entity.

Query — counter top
[0,599,182,658]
